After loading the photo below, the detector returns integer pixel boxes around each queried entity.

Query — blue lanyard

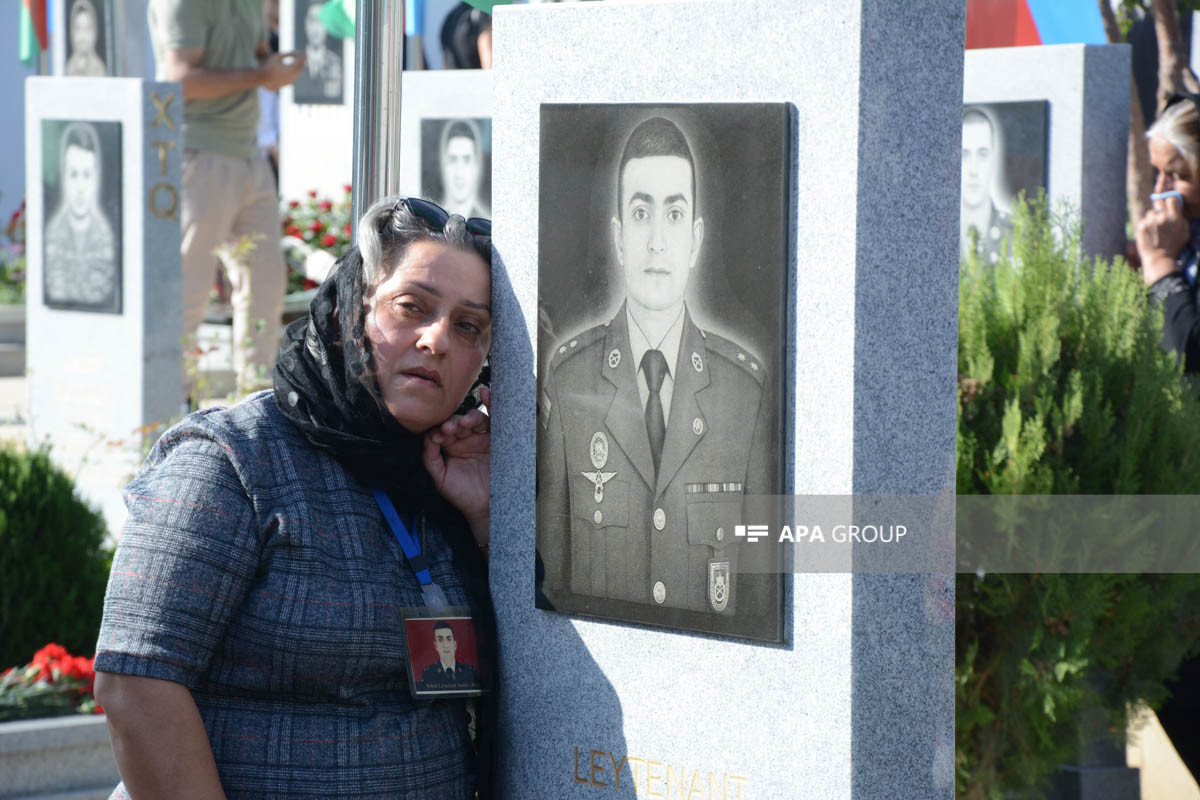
[370,486,434,587]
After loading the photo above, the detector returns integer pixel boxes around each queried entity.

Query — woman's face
[1150,137,1200,217]
[365,239,491,434]
[64,143,98,218]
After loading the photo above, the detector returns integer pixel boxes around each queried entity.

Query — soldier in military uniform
[417,621,479,690]
[960,107,1014,265]
[537,116,775,621]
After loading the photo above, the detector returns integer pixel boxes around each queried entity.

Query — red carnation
[285,225,302,237]
[288,200,300,209]
[343,223,351,235]
[309,220,324,233]
[307,189,318,198]
[318,200,333,212]
[343,184,353,194]
[321,233,337,247]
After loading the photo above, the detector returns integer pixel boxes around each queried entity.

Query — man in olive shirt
[148,0,305,398]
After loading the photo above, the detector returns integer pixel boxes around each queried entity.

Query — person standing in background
[257,0,281,186]
[147,0,305,401]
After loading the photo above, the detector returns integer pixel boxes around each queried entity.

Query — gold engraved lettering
[646,761,666,799]
[709,772,726,800]
[729,776,748,800]
[687,769,704,800]
[628,757,647,796]
[666,763,685,799]
[151,139,176,177]
[150,92,177,129]
[608,753,628,792]
[148,183,179,221]
[589,750,607,788]
[574,747,589,785]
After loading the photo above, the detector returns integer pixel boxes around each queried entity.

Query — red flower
[309,220,324,233]
[33,643,68,668]
[288,200,300,209]
[285,225,302,237]
[318,200,333,212]
[343,223,351,235]
[321,233,337,247]
[304,278,319,290]
[343,184,353,195]
[307,189,318,198]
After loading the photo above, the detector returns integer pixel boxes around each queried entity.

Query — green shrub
[956,197,1200,799]
[0,445,111,670]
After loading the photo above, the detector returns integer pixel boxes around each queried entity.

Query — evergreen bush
[956,197,1200,799]
[0,445,111,670]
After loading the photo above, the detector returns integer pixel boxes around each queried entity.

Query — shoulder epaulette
[701,329,767,385]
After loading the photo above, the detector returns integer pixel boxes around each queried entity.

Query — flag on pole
[463,1,514,14]
[19,0,48,71]
[319,0,356,39]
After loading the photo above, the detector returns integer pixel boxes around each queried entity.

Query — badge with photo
[534,103,791,643]
[41,118,123,314]
[403,614,484,699]
[960,101,1048,264]
[293,0,345,105]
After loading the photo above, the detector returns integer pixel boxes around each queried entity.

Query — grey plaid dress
[95,392,478,798]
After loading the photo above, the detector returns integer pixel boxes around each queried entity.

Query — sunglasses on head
[392,196,492,237]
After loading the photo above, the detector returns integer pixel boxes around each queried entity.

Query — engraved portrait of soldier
[293,0,343,104]
[42,119,123,314]
[421,118,491,220]
[64,0,110,77]
[536,105,787,641]
[960,101,1047,264]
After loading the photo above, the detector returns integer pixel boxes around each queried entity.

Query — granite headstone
[25,77,182,535]
[488,1,960,797]
[964,44,1131,261]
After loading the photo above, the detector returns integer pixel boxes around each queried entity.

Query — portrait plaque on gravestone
[293,0,344,105]
[535,103,788,642]
[960,101,1048,263]
[61,0,113,77]
[41,119,123,314]
[420,118,492,219]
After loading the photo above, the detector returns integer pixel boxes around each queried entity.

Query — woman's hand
[423,386,491,547]
[1136,195,1190,285]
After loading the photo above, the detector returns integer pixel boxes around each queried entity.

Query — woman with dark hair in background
[1136,93,1200,375]
[93,196,498,798]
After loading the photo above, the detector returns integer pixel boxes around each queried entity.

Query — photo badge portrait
[403,615,485,700]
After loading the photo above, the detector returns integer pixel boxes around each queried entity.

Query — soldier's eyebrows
[627,191,691,207]
[402,280,491,313]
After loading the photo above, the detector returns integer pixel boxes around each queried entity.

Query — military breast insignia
[692,352,704,372]
[608,348,621,369]
[692,417,704,435]
[581,470,617,503]
[589,431,608,468]
[708,560,730,612]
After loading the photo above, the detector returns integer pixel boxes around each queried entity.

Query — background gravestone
[25,77,182,535]
[488,1,960,797]
[398,70,492,216]
[964,44,1131,261]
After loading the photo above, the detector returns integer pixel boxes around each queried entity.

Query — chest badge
[709,560,730,613]
[590,431,608,469]
[608,349,621,369]
[692,352,704,372]
[582,470,617,503]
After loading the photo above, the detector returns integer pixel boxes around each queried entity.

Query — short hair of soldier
[442,120,479,156]
[433,620,454,635]
[616,116,697,219]
[962,107,993,139]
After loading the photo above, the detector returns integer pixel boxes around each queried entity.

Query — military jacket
[537,304,773,616]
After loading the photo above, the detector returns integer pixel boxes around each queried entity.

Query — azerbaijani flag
[966,0,1107,49]
[19,0,48,71]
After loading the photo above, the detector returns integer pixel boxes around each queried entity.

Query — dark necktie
[641,349,668,477]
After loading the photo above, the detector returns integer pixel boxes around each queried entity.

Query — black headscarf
[273,246,500,798]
